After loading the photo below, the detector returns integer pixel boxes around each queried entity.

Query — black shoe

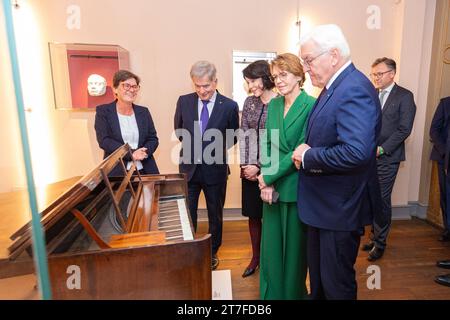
[242,265,258,278]
[361,242,375,252]
[367,247,384,262]
[438,231,450,242]
[211,254,219,270]
[435,274,450,287]
[437,260,450,269]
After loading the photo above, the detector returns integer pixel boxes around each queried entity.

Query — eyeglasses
[121,83,140,91]
[270,71,290,82]
[370,70,393,79]
[301,51,329,68]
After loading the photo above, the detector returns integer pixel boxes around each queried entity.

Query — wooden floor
[198,218,450,300]
[1,217,450,299]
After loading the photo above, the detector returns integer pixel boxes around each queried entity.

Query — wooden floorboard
[1,217,449,299]
[198,218,450,300]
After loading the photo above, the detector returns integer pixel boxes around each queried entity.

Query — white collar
[198,91,217,104]
[326,60,352,90]
[380,82,395,93]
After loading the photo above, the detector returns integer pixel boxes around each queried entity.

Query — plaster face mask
[87,74,107,96]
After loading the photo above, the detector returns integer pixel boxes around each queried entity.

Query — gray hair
[190,61,217,80]
[300,24,351,59]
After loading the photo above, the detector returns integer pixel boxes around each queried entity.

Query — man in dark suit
[174,61,239,270]
[430,97,450,287]
[293,24,381,299]
[430,96,450,242]
[360,58,416,261]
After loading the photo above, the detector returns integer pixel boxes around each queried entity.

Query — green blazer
[261,90,315,202]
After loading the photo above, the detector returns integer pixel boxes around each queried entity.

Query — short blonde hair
[271,53,306,87]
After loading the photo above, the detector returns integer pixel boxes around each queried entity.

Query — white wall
[0,6,25,192]
[0,0,437,209]
[391,0,437,206]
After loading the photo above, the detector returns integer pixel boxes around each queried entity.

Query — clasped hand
[242,165,259,181]
[260,185,275,205]
[257,175,275,204]
[132,147,148,161]
[292,143,311,170]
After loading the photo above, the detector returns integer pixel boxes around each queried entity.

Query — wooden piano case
[5,144,212,299]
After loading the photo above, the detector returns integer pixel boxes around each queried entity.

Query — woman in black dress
[239,60,277,277]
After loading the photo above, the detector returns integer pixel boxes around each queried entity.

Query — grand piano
[5,144,212,299]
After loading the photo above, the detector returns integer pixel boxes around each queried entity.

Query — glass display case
[49,43,129,110]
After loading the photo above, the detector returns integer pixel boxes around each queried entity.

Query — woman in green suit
[257,53,315,300]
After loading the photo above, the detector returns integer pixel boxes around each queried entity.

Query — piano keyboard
[158,196,194,241]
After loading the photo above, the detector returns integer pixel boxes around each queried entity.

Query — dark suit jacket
[94,101,159,176]
[174,92,240,184]
[297,63,381,231]
[430,97,450,166]
[379,84,416,163]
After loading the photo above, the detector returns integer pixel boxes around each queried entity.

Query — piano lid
[8,144,134,260]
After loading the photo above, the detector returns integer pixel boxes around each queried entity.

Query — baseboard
[198,202,429,222]
[198,208,245,222]
[392,202,428,220]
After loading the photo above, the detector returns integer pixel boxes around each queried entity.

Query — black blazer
[94,101,159,176]
[430,97,450,166]
[174,92,239,184]
[379,84,416,163]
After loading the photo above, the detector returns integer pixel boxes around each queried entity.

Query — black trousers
[187,165,227,255]
[437,162,450,231]
[307,226,361,300]
[370,157,400,249]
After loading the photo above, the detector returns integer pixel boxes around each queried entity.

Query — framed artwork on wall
[49,43,129,110]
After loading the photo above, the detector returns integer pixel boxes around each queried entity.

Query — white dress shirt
[379,82,395,109]
[197,91,217,132]
[118,112,143,170]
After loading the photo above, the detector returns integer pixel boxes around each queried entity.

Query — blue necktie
[200,100,210,134]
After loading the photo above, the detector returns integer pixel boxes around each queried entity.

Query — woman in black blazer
[94,70,159,176]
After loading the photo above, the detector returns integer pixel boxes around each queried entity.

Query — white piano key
[177,199,193,240]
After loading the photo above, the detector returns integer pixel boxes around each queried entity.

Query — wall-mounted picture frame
[49,43,129,110]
